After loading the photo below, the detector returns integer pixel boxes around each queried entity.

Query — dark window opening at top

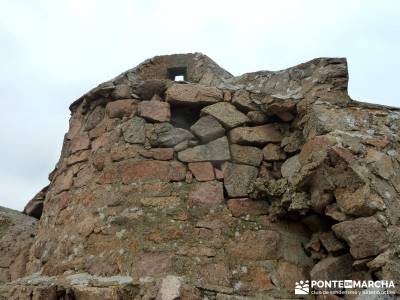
[170,106,200,130]
[167,67,187,81]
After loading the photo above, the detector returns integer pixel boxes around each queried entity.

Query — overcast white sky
[0,0,399,211]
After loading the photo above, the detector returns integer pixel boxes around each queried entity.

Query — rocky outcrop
[0,207,37,284]
[2,53,400,299]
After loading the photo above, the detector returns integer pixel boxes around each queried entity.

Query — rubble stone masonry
[1,53,400,299]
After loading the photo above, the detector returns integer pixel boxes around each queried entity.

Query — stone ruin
[1,53,400,299]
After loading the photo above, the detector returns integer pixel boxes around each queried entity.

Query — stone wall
[2,53,400,299]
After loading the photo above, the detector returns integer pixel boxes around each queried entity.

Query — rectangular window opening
[167,67,187,81]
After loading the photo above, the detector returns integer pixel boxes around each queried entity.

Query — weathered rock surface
[122,116,146,144]
[188,162,215,181]
[227,198,269,217]
[229,124,283,145]
[201,102,249,128]
[138,100,170,122]
[166,83,223,106]
[230,144,263,166]
[190,115,225,142]
[231,90,258,112]
[0,273,139,300]
[106,99,137,119]
[223,162,258,197]
[310,254,353,281]
[178,136,231,162]
[152,123,194,147]
[332,217,389,259]
[3,53,400,298]
[247,111,268,125]
[84,106,105,131]
[262,143,286,161]
[135,79,166,99]
[227,230,280,260]
[0,207,37,284]
[112,84,132,99]
[188,181,224,205]
[119,160,186,183]
[319,231,346,253]
[334,185,385,216]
